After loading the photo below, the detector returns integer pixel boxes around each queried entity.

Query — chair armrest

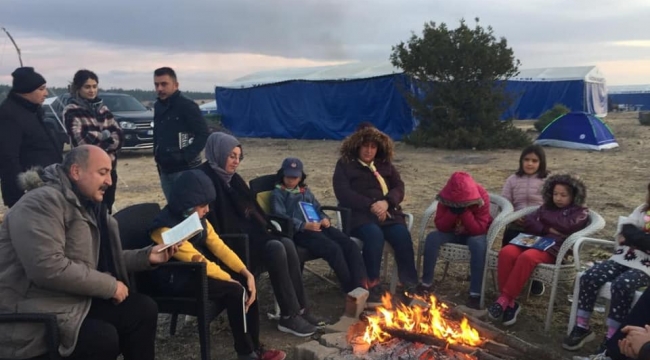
[321,206,351,235]
[0,313,60,357]
[488,193,514,224]
[572,237,616,270]
[487,206,539,240]
[417,201,438,248]
[556,210,606,266]
[220,233,250,267]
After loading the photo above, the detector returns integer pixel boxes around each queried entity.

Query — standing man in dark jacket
[152,67,209,201]
[0,67,62,207]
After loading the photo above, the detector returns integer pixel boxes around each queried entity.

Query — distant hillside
[0,85,214,103]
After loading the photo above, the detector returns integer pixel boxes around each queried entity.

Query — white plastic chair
[480,206,606,331]
[415,193,513,305]
[566,234,645,335]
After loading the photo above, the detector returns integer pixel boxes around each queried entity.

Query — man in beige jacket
[0,145,178,360]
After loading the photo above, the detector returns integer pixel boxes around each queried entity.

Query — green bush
[534,104,570,131]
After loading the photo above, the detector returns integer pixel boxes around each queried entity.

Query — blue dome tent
[534,112,618,151]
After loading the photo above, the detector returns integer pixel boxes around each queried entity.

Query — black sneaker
[530,281,545,296]
[563,325,596,351]
[301,311,328,328]
[466,295,481,310]
[487,302,504,321]
[277,315,317,337]
[502,302,521,326]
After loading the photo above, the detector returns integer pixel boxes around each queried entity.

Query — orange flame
[363,293,482,347]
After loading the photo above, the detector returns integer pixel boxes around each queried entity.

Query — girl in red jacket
[420,171,492,309]
[488,173,589,326]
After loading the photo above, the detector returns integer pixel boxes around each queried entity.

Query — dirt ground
[1,111,646,359]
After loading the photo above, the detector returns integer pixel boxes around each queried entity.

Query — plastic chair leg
[567,273,582,335]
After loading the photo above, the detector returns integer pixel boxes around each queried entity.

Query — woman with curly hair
[332,123,418,301]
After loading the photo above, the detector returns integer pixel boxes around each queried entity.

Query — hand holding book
[158,212,203,252]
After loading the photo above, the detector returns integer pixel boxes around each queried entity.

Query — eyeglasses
[228,153,244,162]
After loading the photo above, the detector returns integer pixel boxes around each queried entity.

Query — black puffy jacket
[153,91,209,174]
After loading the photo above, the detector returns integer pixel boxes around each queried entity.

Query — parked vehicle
[43,92,155,152]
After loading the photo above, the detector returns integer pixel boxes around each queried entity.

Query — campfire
[362,293,482,348]
[294,289,559,360]
[338,292,542,360]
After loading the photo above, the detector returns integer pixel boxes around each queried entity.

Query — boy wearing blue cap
[271,157,367,293]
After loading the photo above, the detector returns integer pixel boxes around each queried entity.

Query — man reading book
[0,145,178,360]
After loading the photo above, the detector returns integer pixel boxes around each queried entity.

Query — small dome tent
[534,112,618,151]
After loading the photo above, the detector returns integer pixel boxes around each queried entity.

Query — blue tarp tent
[216,62,413,140]
[608,84,650,111]
[534,112,618,151]
[502,66,608,120]
[215,62,608,140]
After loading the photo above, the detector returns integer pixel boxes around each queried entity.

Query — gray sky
[1,0,649,91]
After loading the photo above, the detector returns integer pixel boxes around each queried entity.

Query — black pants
[260,237,307,317]
[294,227,367,292]
[66,293,158,360]
[207,278,260,356]
[103,168,118,214]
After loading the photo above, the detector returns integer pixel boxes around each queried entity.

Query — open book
[158,212,203,252]
[510,233,556,251]
[299,201,321,223]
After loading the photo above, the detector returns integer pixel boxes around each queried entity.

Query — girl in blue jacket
[271,157,367,293]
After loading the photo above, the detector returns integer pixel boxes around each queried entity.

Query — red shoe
[259,349,286,360]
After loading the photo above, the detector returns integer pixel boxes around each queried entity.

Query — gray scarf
[204,132,241,186]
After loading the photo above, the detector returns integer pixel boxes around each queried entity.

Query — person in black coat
[200,132,324,338]
[0,67,62,207]
[152,67,209,201]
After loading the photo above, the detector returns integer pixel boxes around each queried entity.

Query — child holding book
[501,145,549,295]
[488,173,589,326]
[271,157,367,293]
[150,170,286,360]
[563,183,650,352]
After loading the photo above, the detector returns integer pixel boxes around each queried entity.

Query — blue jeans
[159,171,185,203]
[351,223,418,286]
[422,231,487,296]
